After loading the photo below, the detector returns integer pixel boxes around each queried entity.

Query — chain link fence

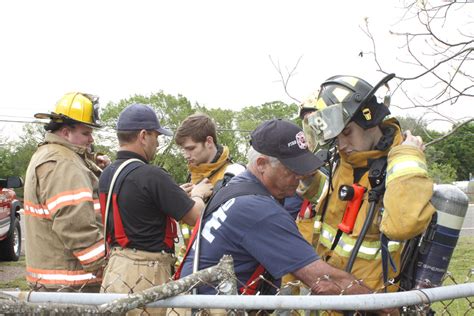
[1,256,473,315]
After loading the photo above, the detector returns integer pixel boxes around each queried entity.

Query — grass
[0,254,25,267]
[432,236,474,315]
[0,255,28,291]
[0,276,28,291]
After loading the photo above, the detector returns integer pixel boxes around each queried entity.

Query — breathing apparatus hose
[345,195,379,272]
[345,158,387,273]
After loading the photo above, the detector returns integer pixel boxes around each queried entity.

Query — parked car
[0,176,23,261]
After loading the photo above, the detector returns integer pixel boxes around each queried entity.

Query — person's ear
[255,156,268,174]
[138,129,147,143]
[205,135,214,147]
[59,126,70,138]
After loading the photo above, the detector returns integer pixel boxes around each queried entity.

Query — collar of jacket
[40,132,104,176]
[189,145,231,184]
[339,118,403,169]
[42,132,89,156]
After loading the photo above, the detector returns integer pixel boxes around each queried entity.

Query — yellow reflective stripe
[314,215,321,233]
[181,224,190,238]
[320,223,401,260]
[26,267,98,286]
[319,224,337,249]
[46,188,93,213]
[386,155,427,184]
[24,201,51,218]
[315,177,328,204]
[93,199,100,212]
[74,241,106,265]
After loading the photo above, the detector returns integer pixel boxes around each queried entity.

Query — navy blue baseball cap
[250,119,324,175]
[116,103,173,136]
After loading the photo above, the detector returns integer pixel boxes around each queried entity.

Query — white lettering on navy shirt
[202,198,236,243]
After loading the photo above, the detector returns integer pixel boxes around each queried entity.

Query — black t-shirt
[99,151,195,252]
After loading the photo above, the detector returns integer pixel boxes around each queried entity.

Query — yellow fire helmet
[35,92,101,128]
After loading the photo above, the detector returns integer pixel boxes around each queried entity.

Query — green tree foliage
[396,116,468,182]
[100,91,197,183]
[429,123,474,181]
[0,123,45,197]
[237,101,299,132]
[428,162,457,184]
[0,147,15,178]
[13,125,43,176]
[100,94,298,183]
[236,101,300,155]
[396,116,442,142]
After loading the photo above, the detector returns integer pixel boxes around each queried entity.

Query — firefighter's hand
[96,154,111,169]
[402,130,426,151]
[180,182,194,196]
[192,178,213,199]
[310,279,343,295]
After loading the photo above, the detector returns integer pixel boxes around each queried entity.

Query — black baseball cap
[250,119,324,175]
[116,103,172,136]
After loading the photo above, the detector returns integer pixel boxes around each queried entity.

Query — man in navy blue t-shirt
[180,119,372,296]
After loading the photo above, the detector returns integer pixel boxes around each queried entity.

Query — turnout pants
[101,247,176,315]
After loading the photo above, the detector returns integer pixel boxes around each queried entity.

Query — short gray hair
[247,147,280,168]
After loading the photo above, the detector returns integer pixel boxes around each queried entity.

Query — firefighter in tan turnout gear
[299,74,435,310]
[24,92,108,292]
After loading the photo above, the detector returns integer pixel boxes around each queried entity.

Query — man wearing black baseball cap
[179,119,373,307]
[99,103,212,315]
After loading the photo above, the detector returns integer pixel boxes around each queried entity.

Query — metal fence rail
[4,283,474,311]
[1,256,473,315]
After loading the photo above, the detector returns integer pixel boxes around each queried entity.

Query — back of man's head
[116,103,172,145]
[175,113,218,146]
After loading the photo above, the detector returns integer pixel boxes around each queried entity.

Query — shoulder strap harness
[99,159,178,253]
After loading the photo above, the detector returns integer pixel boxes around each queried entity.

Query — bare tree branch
[426,118,474,147]
[360,0,473,143]
[269,55,303,103]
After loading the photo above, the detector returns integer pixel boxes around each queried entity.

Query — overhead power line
[0,119,39,124]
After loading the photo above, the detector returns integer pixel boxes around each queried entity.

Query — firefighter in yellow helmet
[297,75,435,315]
[23,92,109,292]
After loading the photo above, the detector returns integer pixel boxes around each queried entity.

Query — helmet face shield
[302,73,396,144]
[306,103,348,145]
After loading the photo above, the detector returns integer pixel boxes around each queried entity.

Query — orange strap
[239,264,266,295]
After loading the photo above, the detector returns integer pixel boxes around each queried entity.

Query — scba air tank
[414,184,469,288]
